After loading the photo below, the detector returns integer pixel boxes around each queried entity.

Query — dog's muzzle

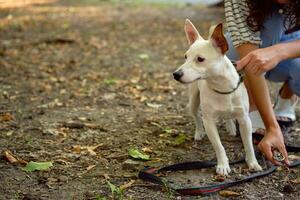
[173,70,183,81]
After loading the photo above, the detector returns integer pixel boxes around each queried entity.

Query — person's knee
[289,81,300,97]
[288,59,300,96]
[289,59,300,80]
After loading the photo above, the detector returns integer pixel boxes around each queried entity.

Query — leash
[138,134,300,196]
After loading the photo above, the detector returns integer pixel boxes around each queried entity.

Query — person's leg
[243,10,299,124]
[265,29,300,123]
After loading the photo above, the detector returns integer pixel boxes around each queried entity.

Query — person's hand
[236,45,283,75]
[257,128,289,165]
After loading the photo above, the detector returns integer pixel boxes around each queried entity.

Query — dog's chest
[200,87,244,119]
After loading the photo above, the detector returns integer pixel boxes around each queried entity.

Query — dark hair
[246,0,300,34]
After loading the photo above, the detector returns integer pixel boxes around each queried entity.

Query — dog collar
[212,72,244,95]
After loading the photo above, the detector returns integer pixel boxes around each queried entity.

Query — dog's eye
[197,57,205,62]
[184,54,187,59]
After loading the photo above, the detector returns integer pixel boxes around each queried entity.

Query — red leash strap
[138,159,281,196]
[138,135,300,196]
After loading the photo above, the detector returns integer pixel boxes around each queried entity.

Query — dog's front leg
[188,82,205,141]
[237,116,262,171]
[203,117,230,175]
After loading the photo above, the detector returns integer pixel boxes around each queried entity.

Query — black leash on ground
[138,133,300,196]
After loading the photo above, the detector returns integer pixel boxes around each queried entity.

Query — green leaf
[107,181,118,193]
[23,161,53,172]
[104,79,116,85]
[95,196,106,200]
[173,133,187,145]
[107,181,124,199]
[128,148,150,160]
[163,127,172,134]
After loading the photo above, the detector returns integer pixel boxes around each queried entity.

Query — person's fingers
[245,61,259,74]
[236,54,252,71]
[258,143,282,165]
[278,145,290,165]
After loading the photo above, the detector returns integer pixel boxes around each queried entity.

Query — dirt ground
[1,0,300,199]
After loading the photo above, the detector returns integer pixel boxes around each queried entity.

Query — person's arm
[279,39,300,59]
[236,39,300,75]
[237,43,289,165]
[225,0,288,164]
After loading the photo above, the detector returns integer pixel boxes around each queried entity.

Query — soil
[0,0,300,199]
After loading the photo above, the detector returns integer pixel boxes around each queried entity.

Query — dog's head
[173,19,228,83]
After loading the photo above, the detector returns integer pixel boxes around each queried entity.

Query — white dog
[173,19,262,175]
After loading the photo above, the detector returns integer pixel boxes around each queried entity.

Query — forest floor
[0,0,300,199]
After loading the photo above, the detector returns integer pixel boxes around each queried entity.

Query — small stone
[58,175,68,183]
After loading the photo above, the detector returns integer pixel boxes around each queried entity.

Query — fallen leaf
[120,179,135,190]
[23,161,53,172]
[291,177,300,184]
[128,148,150,161]
[104,79,116,85]
[214,175,226,182]
[146,102,162,109]
[3,150,18,164]
[138,53,149,60]
[219,190,241,197]
[86,165,96,171]
[0,112,13,122]
[2,150,27,165]
[72,145,81,153]
[103,173,110,180]
[142,147,152,153]
[6,131,13,136]
[173,133,188,146]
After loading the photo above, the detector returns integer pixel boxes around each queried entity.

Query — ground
[0,0,300,199]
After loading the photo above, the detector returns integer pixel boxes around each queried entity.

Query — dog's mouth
[173,70,205,83]
[175,77,202,84]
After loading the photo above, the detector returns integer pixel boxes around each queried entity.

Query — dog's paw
[194,131,205,141]
[247,161,262,171]
[216,163,231,176]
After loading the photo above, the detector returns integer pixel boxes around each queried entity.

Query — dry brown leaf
[219,190,241,197]
[103,173,110,180]
[86,148,97,156]
[214,175,226,182]
[72,144,103,155]
[0,112,14,122]
[120,179,136,190]
[142,147,152,153]
[72,145,81,153]
[3,150,18,164]
[2,150,27,165]
[54,159,70,165]
[291,178,300,184]
[86,165,96,171]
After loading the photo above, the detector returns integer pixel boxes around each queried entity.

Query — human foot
[274,94,298,127]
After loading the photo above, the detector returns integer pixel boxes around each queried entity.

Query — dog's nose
[173,70,183,81]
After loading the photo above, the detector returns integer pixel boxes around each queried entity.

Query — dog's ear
[185,19,203,45]
[210,23,228,55]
